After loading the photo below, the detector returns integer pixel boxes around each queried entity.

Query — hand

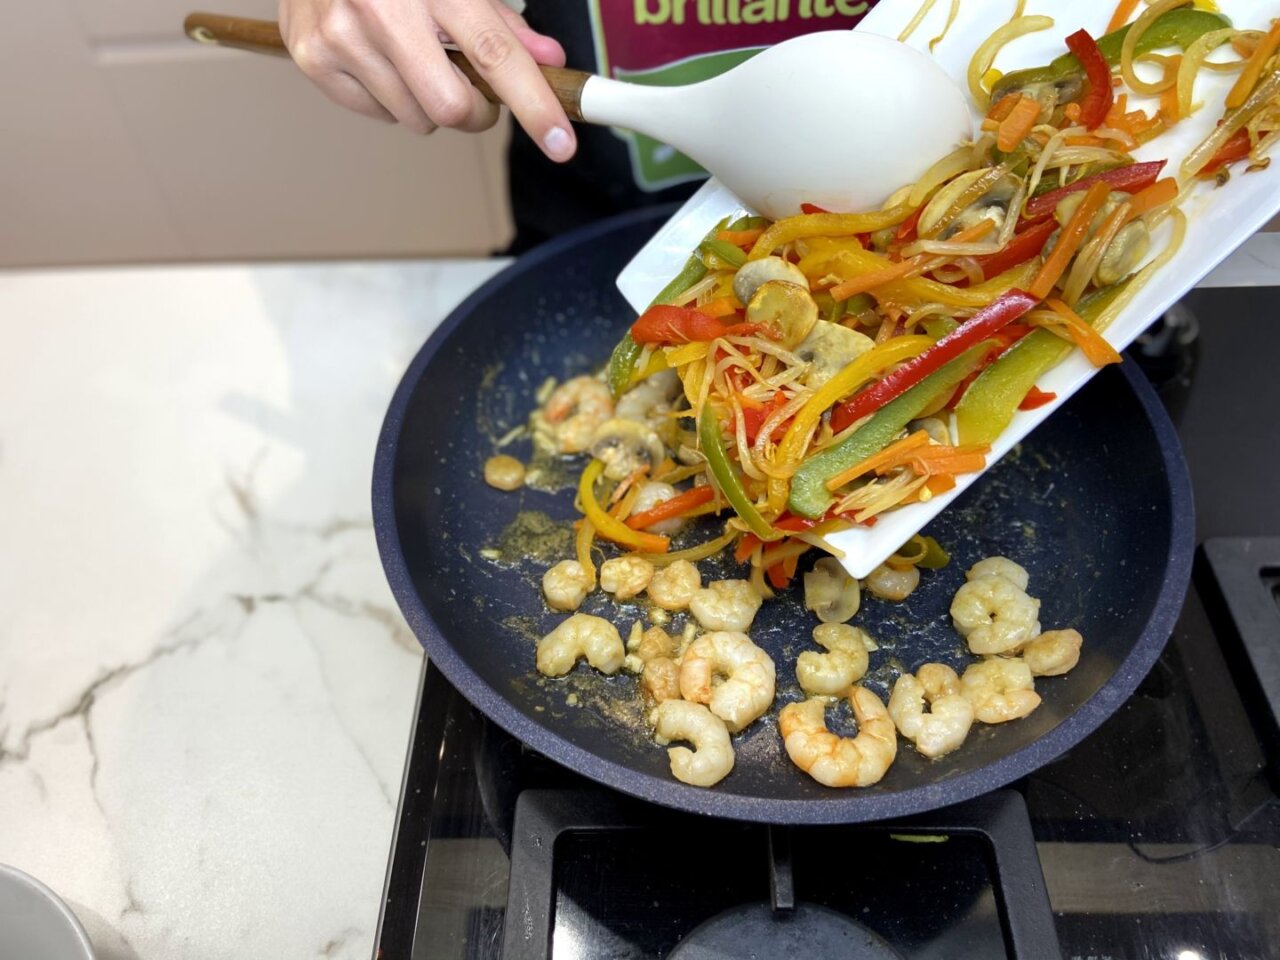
[279,0,577,161]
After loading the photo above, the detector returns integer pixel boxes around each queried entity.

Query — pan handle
[182,11,590,121]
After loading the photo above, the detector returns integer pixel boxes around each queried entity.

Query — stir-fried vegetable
[538,6,1273,594]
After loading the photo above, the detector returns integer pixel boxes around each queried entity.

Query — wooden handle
[183,12,589,121]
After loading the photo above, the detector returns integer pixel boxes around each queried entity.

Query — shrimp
[778,686,898,788]
[960,658,1041,723]
[652,700,734,787]
[647,559,702,611]
[950,576,1041,656]
[865,563,921,602]
[642,657,682,703]
[966,556,1030,592]
[1023,629,1083,677]
[483,454,525,491]
[539,376,614,454]
[600,556,655,601]
[689,579,763,633]
[616,368,682,427]
[542,560,592,612]
[796,624,871,697]
[889,665,974,759]
[678,631,776,732]
[536,614,625,677]
[632,625,676,662]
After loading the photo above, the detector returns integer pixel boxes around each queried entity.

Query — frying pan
[373,206,1193,824]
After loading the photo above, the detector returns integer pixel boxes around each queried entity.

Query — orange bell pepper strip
[1030,180,1112,299]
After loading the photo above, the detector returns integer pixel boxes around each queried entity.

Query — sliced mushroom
[794,321,875,390]
[589,419,667,481]
[1054,190,1128,231]
[733,256,809,305]
[746,280,819,350]
[919,169,1022,240]
[803,557,861,624]
[1096,221,1150,286]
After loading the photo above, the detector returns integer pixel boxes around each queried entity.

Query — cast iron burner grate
[500,789,1059,960]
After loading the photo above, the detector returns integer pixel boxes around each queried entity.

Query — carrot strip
[1030,180,1112,299]
[986,93,1023,123]
[925,475,958,495]
[717,228,766,248]
[829,257,924,301]
[1107,0,1140,32]
[823,430,931,491]
[997,95,1042,152]
[906,452,989,475]
[1226,18,1280,110]
[1126,177,1179,217]
[1044,297,1124,366]
[625,485,716,530]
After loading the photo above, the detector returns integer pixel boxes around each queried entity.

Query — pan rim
[372,206,1195,824]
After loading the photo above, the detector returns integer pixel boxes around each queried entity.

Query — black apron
[508,1,879,252]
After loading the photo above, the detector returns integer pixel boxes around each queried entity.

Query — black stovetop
[375,287,1280,960]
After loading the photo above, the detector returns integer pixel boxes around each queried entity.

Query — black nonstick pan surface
[373,206,1193,824]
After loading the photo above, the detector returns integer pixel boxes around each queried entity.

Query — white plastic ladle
[184,16,973,218]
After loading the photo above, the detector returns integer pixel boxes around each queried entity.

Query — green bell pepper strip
[788,345,991,519]
[954,281,1129,446]
[700,238,748,269]
[699,404,779,541]
[991,8,1231,104]
[606,217,732,398]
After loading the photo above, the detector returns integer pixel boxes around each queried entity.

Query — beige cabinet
[1,0,512,267]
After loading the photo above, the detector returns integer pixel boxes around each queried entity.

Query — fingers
[424,0,578,160]
[280,0,576,158]
[491,2,567,67]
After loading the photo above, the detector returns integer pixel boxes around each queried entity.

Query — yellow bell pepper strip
[748,206,914,260]
[699,405,779,541]
[766,336,934,513]
[789,347,991,518]
[630,528,740,567]
[575,518,597,589]
[579,460,670,553]
[954,281,1129,445]
[1029,180,1112,299]
[830,290,1040,434]
[801,239,1038,309]
[916,535,952,569]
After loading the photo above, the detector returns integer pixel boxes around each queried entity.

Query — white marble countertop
[0,234,1277,960]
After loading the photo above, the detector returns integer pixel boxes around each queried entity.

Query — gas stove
[374,286,1280,960]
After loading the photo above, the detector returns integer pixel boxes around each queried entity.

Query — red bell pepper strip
[801,202,830,214]
[741,391,793,444]
[895,207,925,244]
[1023,160,1166,222]
[1065,29,1114,130]
[1018,386,1058,410]
[630,304,764,345]
[972,219,1057,281]
[625,485,715,530]
[1198,128,1252,177]
[831,290,1040,433]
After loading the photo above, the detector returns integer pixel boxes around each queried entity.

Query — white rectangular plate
[616,0,1278,578]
